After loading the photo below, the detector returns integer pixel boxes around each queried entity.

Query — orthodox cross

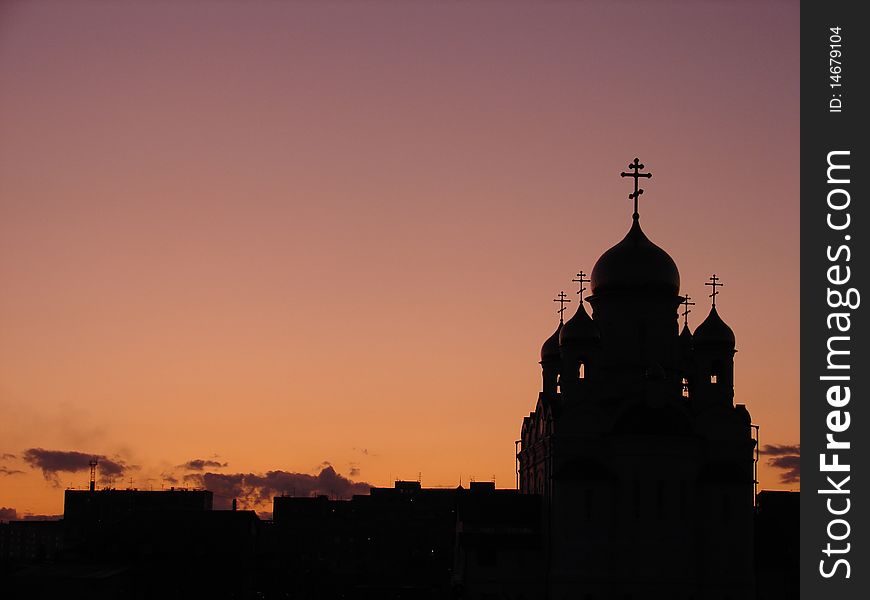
[705,274,723,307]
[681,294,695,327]
[572,270,590,302]
[620,157,652,219]
[553,291,571,322]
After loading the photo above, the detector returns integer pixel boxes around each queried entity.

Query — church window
[682,378,689,397]
[579,362,586,380]
[710,374,718,384]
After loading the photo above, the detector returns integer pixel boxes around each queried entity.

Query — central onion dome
[590,218,680,295]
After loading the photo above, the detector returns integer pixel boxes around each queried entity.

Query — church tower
[518,159,756,600]
[691,276,737,407]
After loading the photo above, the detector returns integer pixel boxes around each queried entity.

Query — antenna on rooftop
[89,457,98,492]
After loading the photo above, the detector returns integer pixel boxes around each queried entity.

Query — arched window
[682,377,689,397]
[578,362,586,380]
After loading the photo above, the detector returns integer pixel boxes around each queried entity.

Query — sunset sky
[0,0,799,517]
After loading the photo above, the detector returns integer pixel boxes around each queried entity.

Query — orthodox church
[518,159,756,599]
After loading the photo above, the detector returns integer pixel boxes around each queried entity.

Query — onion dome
[559,302,600,347]
[590,219,680,295]
[693,306,735,349]
[679,323,693,346]
[540,322,563,362]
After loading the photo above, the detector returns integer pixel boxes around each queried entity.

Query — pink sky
[0,0,799,516]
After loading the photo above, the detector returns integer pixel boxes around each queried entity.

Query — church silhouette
[1,159,770,600]
[520,158,756,598]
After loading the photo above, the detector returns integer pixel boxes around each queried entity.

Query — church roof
[679,323,693,345]
[590,218,680,295]
[693,306,735,348]
[559,301,599,347]
[540,322,562,362]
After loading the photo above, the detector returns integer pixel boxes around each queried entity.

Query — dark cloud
[0,507,18,521]
[762,444,800,484]
[161,473,179,485]
[762,444,800,456]
[1,453,17,460]
[349,464,361,477]
[185,465,371,510]
[180,459,227,471]
[1,466,24,476]
[22,514,62,521]
[22,448,128,485]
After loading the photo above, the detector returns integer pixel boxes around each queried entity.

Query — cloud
[1,453,17,460]
[762,444,800,484]
[161,473,180,485]
[22,448,129,485]
[762,444,800,456]
[0,507,18,521]
[352,447,378,458]
[0,466,24,476]
[185,465,371,510]
[180,459,227,471]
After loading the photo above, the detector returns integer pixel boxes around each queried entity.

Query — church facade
[518,160,756,599]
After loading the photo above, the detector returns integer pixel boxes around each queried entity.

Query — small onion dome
[559,302,600,347]
[590,219,680,295]
[693,306,735,349]
[679,323,693,347]
[541,322,563,362]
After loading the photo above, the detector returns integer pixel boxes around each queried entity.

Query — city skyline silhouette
[1,1,798,529]
[1,159,800,599]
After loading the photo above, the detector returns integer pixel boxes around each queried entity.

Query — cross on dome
[553,291,571,322]
[620,157,652,220]
[681,295,696,327]
[705,274,723,307]
[572,270,590,302]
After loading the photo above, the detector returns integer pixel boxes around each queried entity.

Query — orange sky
[0,0,799,516]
